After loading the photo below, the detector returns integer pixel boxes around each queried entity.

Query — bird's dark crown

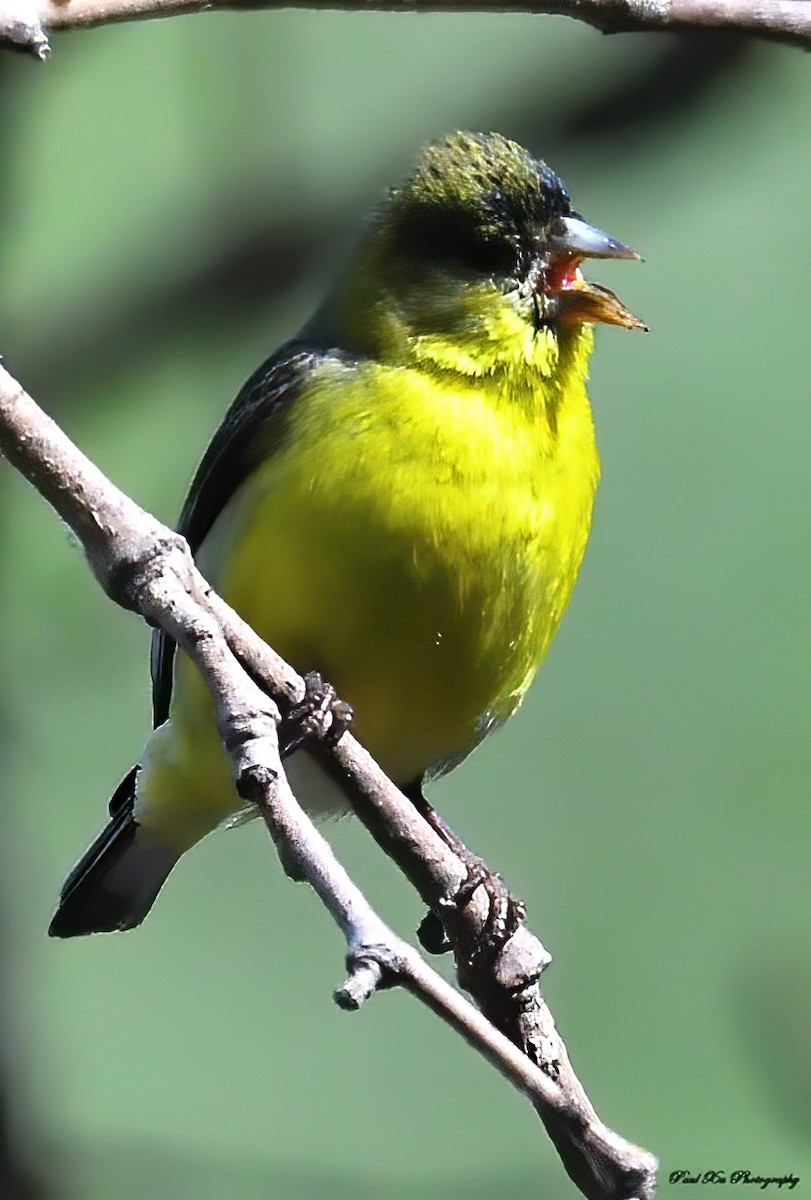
[384,132,573,278]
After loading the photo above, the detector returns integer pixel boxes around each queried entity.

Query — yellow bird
[49,132,643,938]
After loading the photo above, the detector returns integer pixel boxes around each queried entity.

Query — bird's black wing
[150,341,349,727]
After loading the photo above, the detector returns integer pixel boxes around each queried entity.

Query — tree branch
[0,0,809,55]
[0,359,657,1200]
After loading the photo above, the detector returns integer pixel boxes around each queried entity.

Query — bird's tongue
[546,254,583,293]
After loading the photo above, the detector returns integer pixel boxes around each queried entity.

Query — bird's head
[333,132,644,374]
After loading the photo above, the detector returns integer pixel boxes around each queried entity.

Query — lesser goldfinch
[49,132,643,938]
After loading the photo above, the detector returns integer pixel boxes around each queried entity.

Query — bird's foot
[405,785,526,964]
[281,671,353,757]
[417,851,526,966]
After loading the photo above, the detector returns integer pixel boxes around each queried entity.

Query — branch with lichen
[0,0,809,56]
[0,359,657,1200]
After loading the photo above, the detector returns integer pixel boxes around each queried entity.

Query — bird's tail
[48,768,179,938]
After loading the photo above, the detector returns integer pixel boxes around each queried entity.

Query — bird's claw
[281,671,353,756]
[467,869,526,969]
[417,909,454,955]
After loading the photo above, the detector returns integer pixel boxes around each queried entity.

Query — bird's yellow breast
[202,336,597,782]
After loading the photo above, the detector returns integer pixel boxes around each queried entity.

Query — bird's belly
[205,447,593,785]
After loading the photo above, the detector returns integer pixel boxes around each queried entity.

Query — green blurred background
[1,17,809,1199]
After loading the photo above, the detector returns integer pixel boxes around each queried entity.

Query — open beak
[544,216,646,332]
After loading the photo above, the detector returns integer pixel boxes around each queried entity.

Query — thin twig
[1,0,809,55]
[0,360,657,1200]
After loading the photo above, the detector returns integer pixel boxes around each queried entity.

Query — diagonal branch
[0,359,657,1200]
[1,0,809,55]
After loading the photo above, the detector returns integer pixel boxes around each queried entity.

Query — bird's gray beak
[556,215,642,261]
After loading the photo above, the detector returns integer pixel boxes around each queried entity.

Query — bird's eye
[393,209,517,279]
[449,231,517,277]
